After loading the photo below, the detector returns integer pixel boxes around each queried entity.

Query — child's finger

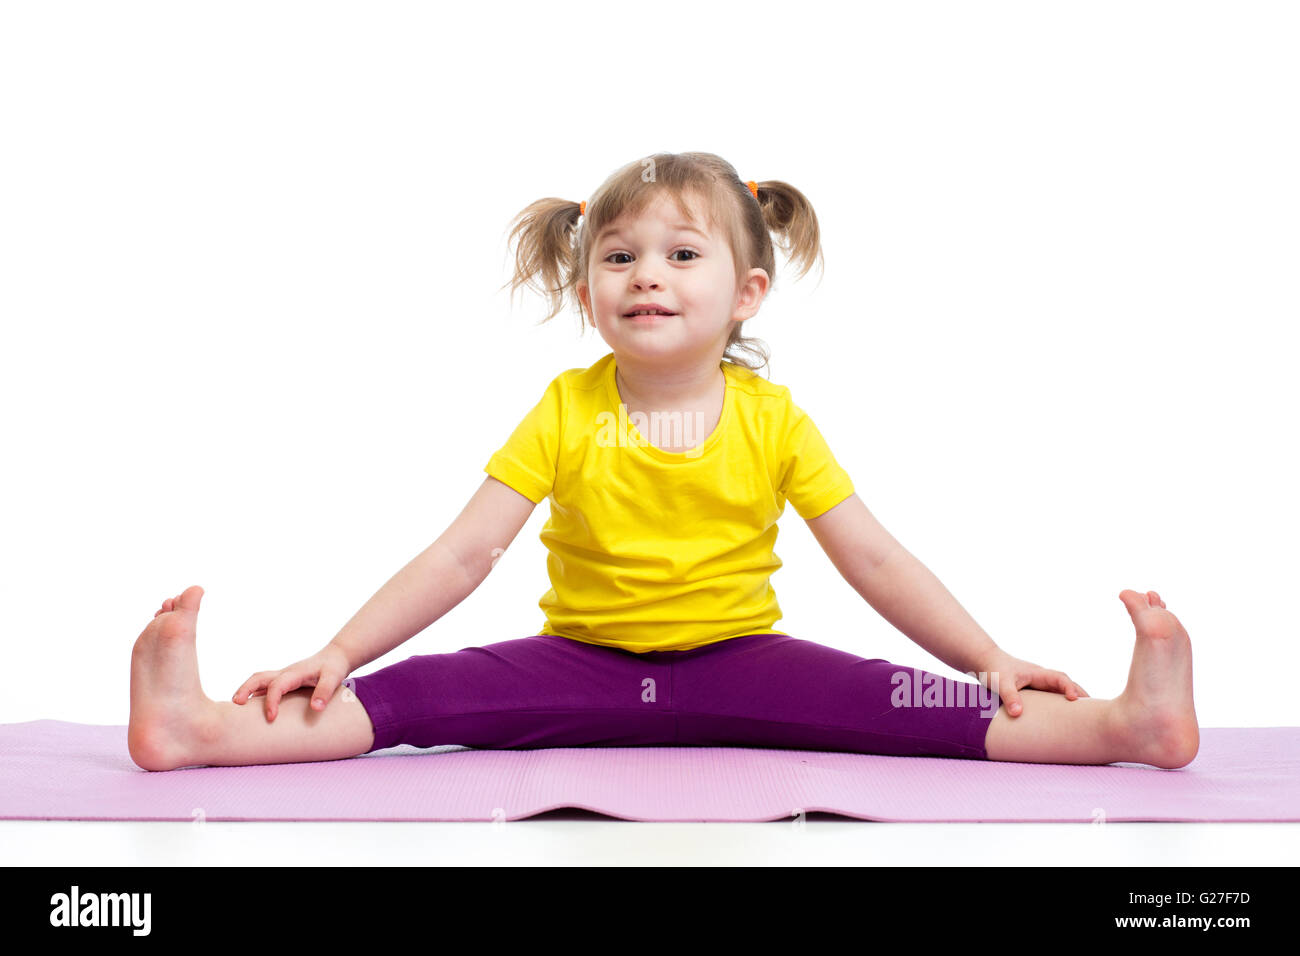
[311,672,343,711]
[232,673,271,703]
[264,674,299,722]
[1040,671,1076,697]
[1003,688,1023,716]
[1057,676,1089,699]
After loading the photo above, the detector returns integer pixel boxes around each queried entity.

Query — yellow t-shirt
[483,351,855,653]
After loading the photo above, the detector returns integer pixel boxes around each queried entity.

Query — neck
[614,354,725,411]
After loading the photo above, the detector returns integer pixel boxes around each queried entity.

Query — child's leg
[128,586,679,770]
[670,634,998,759]
[128,589,376,771]
[667,590,1197,769]
[982,692,1122,764]
[341,633,676,752]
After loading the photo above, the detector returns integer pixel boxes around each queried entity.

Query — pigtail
[498,197,584,326]
[749,180,824,285]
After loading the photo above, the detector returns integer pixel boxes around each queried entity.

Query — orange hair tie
[746,180,759,200]
[579,200,586,217]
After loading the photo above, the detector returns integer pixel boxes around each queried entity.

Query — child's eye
[604,250,699,264]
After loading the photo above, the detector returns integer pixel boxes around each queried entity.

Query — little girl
[127,152,1199,773]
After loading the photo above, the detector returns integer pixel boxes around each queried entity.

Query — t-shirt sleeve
[483,376,563,504]
[778,400,855,520]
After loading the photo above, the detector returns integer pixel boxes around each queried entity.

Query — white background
[2,0,1296,742]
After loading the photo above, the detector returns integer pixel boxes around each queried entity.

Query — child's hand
[975,648,1089,718]
[231,644,353,722]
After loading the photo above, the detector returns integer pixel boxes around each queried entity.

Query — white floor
[3,818,1296,866]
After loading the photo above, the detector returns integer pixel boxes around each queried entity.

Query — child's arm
[804,493,1001,675]
[806,493,1088,717]
[326,476,538,672]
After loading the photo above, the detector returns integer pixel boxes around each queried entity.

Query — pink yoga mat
[2,720,1297,823]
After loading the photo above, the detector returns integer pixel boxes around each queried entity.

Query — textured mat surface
[2,720,1297,822]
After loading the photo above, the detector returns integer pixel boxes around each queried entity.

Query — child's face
[579,192,767,368]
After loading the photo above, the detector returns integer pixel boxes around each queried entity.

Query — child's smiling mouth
[623,304,678,319]
[622,306,678,323]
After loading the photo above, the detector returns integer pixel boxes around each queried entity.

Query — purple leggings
[342,632,998,759]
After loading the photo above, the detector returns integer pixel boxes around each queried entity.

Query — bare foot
[1112,589,1199,769]
[128,585,219,771]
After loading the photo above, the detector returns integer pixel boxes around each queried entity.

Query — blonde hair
[499,151,824,377]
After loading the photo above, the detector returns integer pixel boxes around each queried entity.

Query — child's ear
[738,268,769,316]
[576,281,593,325]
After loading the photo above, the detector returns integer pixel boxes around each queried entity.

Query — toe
[177,586,204,612]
